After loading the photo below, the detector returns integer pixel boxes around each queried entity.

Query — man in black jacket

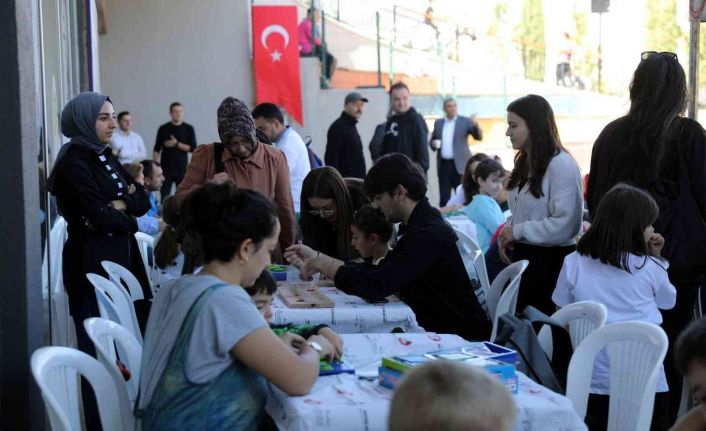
[325,92,368,178]
[380,82,429,172]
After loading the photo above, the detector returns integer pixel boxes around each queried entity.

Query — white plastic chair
[538,301,608,359]
[453,227,491,302]
[134,232,154,278]
[489,260,529,342]
[565,321,668,431]
[101,261,145,301]
[86,273,143,345]
[31,346,135,431]
[84,318,142,408]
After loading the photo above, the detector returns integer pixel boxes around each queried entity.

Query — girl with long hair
[497,94,583,315]
[587,51,706,423]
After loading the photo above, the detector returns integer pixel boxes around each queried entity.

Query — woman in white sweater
[497,95,583,315]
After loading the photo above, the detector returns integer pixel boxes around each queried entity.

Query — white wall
[100,0,254,150]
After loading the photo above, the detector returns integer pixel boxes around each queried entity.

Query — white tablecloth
[447,215,478,243]
[270,287,423,334]
[267,334,587,431]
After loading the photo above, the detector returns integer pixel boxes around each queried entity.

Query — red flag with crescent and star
[252,5,303,125]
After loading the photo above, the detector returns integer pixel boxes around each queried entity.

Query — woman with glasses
[299,167,370,262]
[587,51,706,427]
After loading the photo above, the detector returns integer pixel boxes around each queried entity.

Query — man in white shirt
[111,111,147,164]
[252,103,311,213]
[429,98,483,206]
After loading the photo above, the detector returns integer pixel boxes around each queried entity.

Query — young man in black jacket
[380,82,429,173]
[325,92,368,178]
[285,153,491,341]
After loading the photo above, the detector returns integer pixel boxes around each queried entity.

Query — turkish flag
[252,5,303,125]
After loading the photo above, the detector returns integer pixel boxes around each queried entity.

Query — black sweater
[325,112,366,178]
[335,198,491,341]
[380,107,429,172]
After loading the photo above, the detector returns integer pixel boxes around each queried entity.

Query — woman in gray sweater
[497,95,583,314]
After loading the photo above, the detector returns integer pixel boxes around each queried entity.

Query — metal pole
[309,1,315,58]
[688,19,700,120]
[336,0,340,21]
[321,10,327,88]
[376,12,382,87]
[597,12,603,93]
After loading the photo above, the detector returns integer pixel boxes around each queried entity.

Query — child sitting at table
[350,205,393,265]
[551,184,676,430]
[463,159,507,253]
[246,270,343,357]
[389,361,516,431]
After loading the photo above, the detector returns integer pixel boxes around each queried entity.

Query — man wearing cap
[325,92,368,178]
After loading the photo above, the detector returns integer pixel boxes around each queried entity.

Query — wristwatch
[307,341,323,354]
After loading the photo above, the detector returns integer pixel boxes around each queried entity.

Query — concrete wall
[99,0,254,149]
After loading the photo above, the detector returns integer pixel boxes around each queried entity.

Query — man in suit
[430,98,482,206]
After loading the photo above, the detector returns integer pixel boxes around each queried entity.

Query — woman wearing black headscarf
[48,92,152,354]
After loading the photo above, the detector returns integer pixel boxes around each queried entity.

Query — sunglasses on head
[641,51,678,61]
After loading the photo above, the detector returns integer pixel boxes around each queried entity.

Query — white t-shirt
[552,252,676,394]
[275,127,311,213]
[441,117,456,160]
[111,129,146,164]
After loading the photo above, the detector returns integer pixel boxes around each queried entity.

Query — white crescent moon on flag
[261,25,289,50]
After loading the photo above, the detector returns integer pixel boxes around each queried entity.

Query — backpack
[304,136,323,169]
[494,306,573,394]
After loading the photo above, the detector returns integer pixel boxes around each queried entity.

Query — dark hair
[245,269,277,296]
[577,183,660,271]
[389,82,410,95]
[252,102,284,125]
[675,318,706,375]
[344,177,371,212]
[461,153,489,205]
[588,53,688,209]
[300,167,356,261]
[364,153,427,201]
[123,163,143,181]
[117,111,130,121]
[140,160,160,180]
[169,102,182,112]
[352,205,393,242]
[177,183,278,265]
[506,95,565,198]
[442,98,455,109]
[473,159,506,182]
[154,196,181,270]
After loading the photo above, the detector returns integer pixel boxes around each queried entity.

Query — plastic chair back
[565,321,668,431]
[453,227,490,301]
[84,318,142,408]
[489,260,529,341]
[31,346,134,431]
[538,301,608,359]
[134,232,154,279]
[86,273,143,345]
[101,261,145,301]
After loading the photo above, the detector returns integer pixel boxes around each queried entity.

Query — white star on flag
[271,50,282,62]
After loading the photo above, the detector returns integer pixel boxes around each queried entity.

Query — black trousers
[661,284,700,425]
[438,158,461,207]
[161,167,185,202]
[586,392,669,431]
[512,242,576,316]
[306,47,336,80]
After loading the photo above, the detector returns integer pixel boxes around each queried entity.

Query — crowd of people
[46,50,706,430]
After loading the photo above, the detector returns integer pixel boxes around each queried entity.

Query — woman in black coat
[48,92,152,355]
[587,52,706,427]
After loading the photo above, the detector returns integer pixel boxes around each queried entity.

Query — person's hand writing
[317,327,343,359]
[307,335,336,363]
[648,232,665,257]
[210,172,233,185]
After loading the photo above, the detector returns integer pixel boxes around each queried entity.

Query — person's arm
[178,125,197,153]
[61,158,139,234]
[551,260,574,307]
[231,327,322,396]
[669,407,706,431]
[653,263,677,310]
[413,115,430,172]
[175,145,210,202]
[274,153,297,251]
[473,199,505,236]
[686,121,706,221]
[324,125,341,168]
[114,163,152,216]
[467,116,482,141]
[153,126,164,162]
[429,120,440,152]
[137,135,147,161]
[369,124,384,161]
[136,215,160,236]
[511,159,583,245]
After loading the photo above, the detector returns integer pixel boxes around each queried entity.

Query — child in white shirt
[552,183,676,431]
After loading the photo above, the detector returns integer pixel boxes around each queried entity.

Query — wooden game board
[277,283,335,308]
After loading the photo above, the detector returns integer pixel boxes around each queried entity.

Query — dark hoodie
[380,107,429,172]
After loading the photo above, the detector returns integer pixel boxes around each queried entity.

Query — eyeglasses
[307,208,336,217]
[641,51,678,61]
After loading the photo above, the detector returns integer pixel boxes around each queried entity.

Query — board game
[277,283,335,308]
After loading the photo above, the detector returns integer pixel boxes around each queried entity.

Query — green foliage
[646,0,683,53]
[516,0,545,81]
[572,9,596,90]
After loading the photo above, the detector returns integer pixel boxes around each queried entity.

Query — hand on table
[284,244,321,279]
[317,327,343,359]
[307,334,336,363]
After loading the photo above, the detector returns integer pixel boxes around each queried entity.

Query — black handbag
[494,306,573,394]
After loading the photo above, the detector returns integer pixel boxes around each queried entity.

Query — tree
[646,0,683,54]
[516,0,545,81]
